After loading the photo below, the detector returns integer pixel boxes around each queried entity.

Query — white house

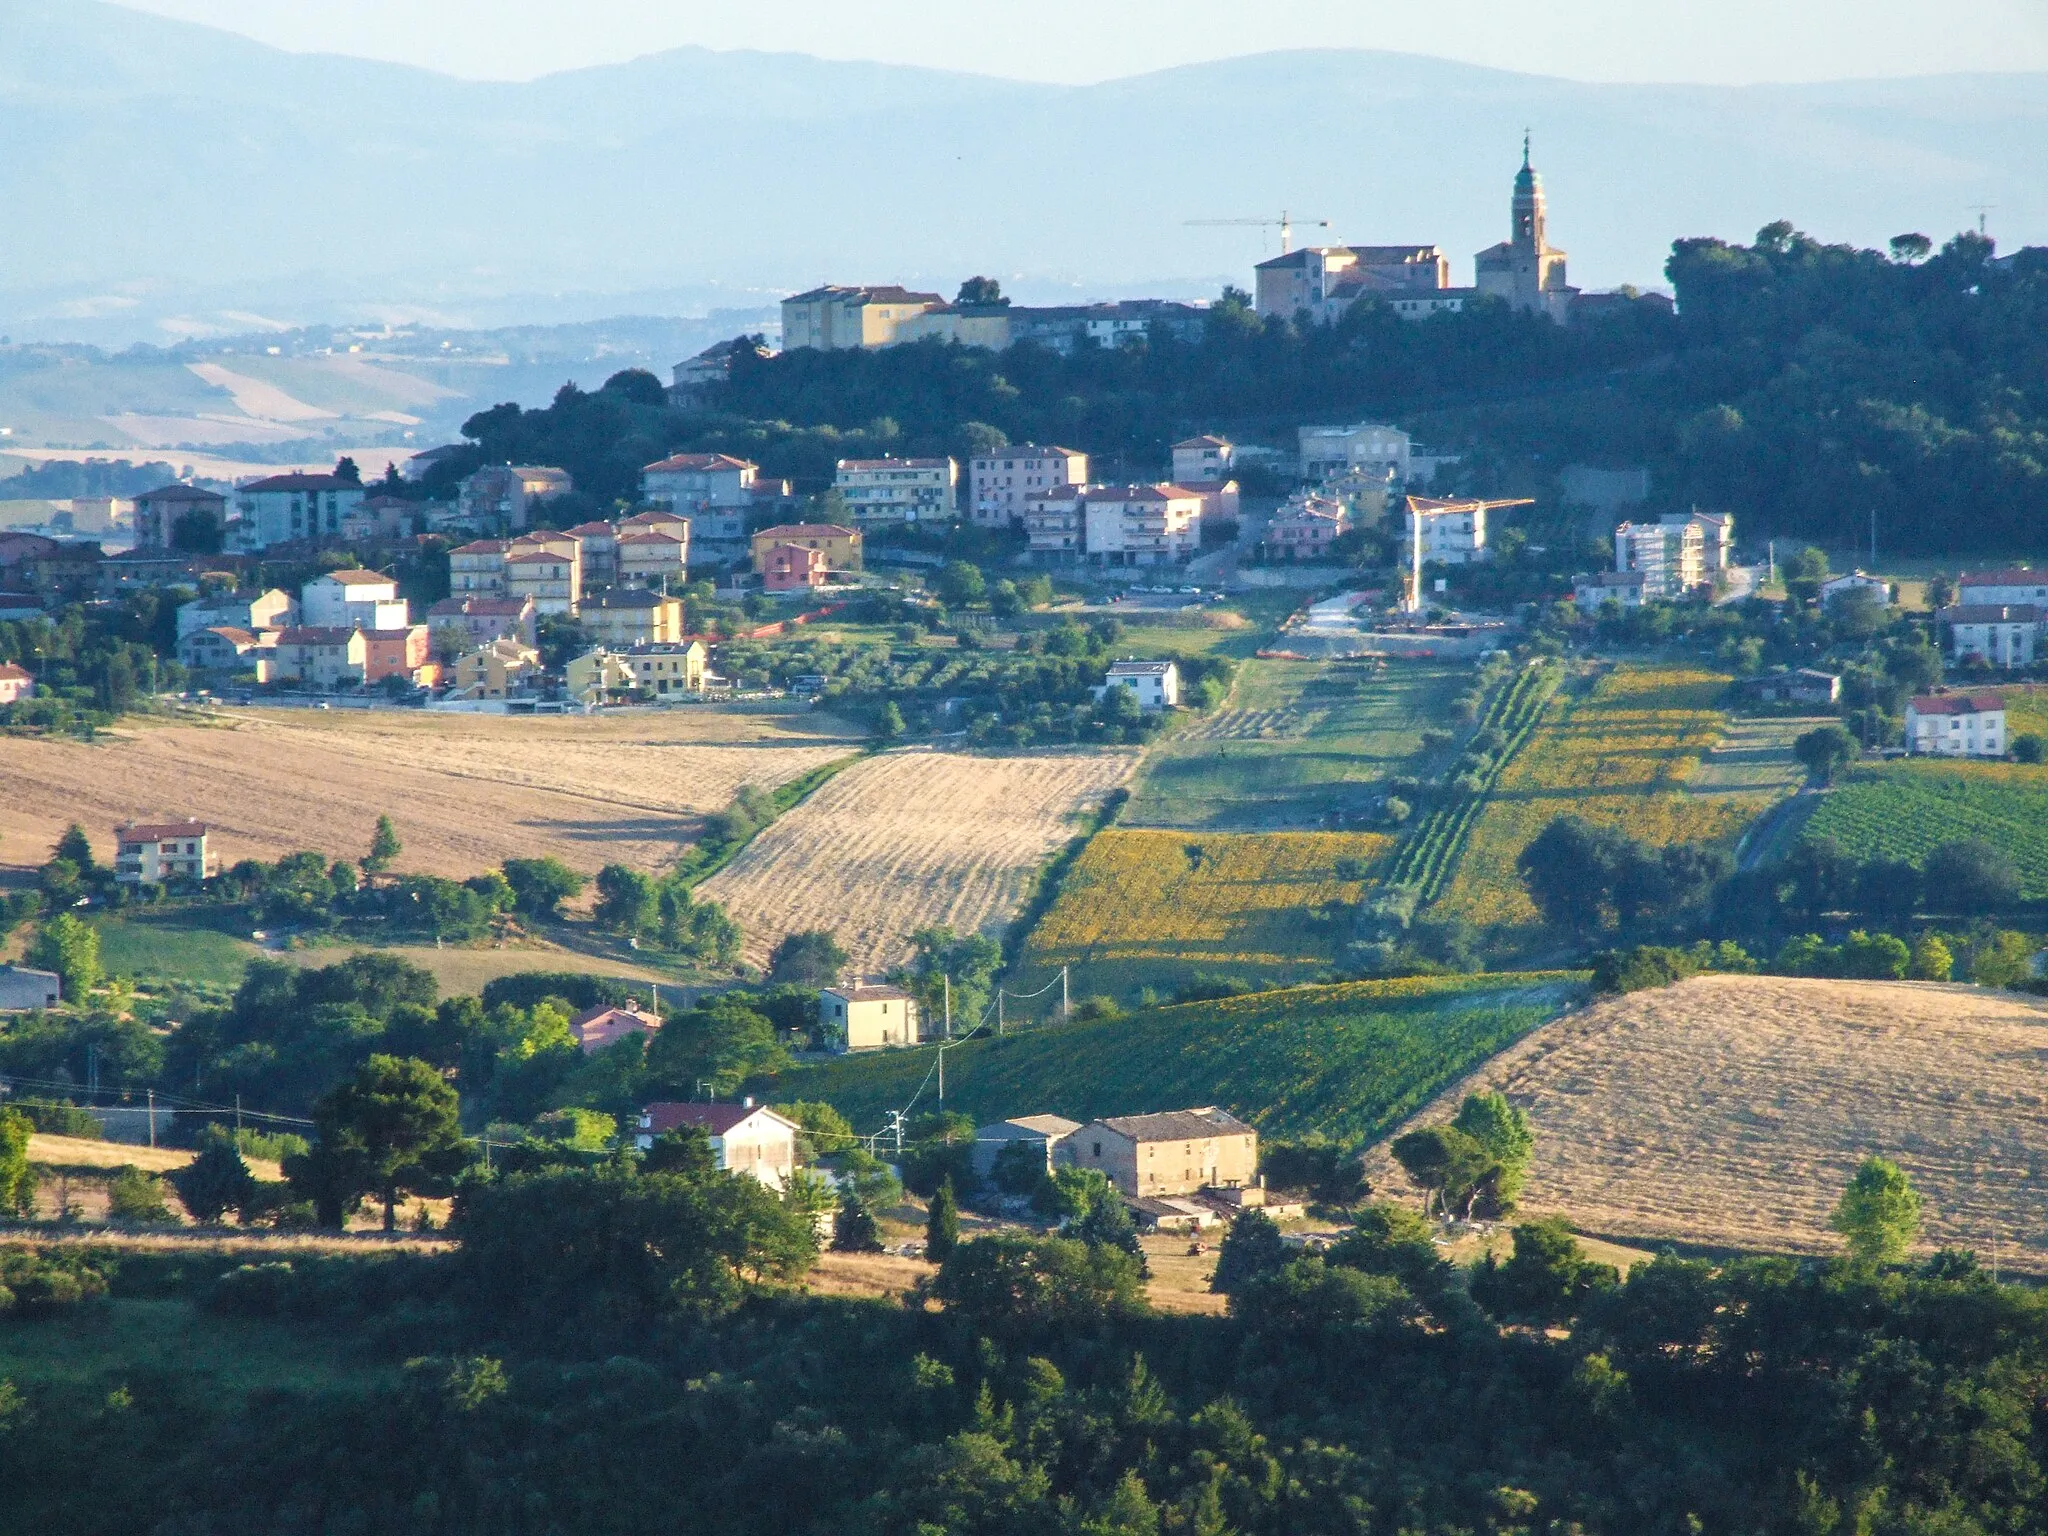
[632,1101,799,1190]
[301,570,408,630]
[114,819,215,886]
[821,983,922,1051]
[1081,485,1203,566]
[835,457,958,523]
[640,453,757,541]
[1940,604,2040,668]
[1170,436,1234,486]
[1821,571,1891,606]
[233,473,365,549]
[1905,693,2006,758]
[1403,495,1490,565]
[176,588,295,638]
[1958,569,2048,607]
[1095,659,1180,710]
[1573,570,1649,609]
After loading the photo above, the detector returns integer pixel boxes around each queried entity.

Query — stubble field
[699,746,1136,977]
[0,705,863,877]
[1366,974,2048,1272]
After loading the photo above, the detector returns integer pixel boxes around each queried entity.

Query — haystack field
[0,705,862,878]
[1367,974,2048,1272]
[699,747,1135,977]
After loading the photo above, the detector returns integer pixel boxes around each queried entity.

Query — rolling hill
[2,1,2044,341]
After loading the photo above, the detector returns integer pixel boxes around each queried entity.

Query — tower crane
[1184,211,1330,255]
[1400,496,1535,613]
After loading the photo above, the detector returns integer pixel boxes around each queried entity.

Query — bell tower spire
[1512,132,1545,253]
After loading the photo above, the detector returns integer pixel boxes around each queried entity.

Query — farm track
[1366,974,2048,1272]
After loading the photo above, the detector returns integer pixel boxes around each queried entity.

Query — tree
[932,1235,1147,1336]
[769,929,847,987]
[1450,1091,1534,1216]
[1390,1125,1491,1218]
[1516,816,1616,934]
[333,455,363,485]
[170,1126,258,1224]
[363,814,402,874]
[936,561,986,608]
[1924,840,2021,913]
[302,1054,469,1232]
[106,1165,174,1224]
[0,1106,31,1216]
[28,912,100,1000]
[2012,734,2045,764]
[592,864,658,934]
[500,857,587,919]
[876,701,906,739]
[1909,933,1954,981]
[51,824,97,878]
[1784,545,1830,605]
[1793,725,1857,785]
[955,276,1004,305]
[925,1177,961,1263]
[834,1193,884,1252]
[1470,1218,1619,1325]
[642,1124,718,1180]
[1210,1208,1287,1294]
[1830,1155,1923,1265]
[1889,232,1933,263]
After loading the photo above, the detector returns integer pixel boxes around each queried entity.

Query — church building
[1473,136,1579,321]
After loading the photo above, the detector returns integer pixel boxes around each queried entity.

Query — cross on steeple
[1522,129,1532,168]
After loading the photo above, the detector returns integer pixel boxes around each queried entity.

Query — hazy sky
[116,0,2048,85]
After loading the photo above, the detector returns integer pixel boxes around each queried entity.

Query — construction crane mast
[1400,495,1535,613]
[1185,211,1331,255]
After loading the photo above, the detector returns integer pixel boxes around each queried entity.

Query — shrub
[7,1098,101,1137]
[931,1235,1147,1336]
[0,1250,108,1316]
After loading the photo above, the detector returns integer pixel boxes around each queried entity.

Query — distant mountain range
[3,0,2044,344]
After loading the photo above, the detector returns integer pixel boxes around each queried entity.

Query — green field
[1122,658,1462,830]
[1802,760,2048,895]
[89,910,263,989]
[763,972,1583,1145]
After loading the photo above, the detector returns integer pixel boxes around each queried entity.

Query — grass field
[1123,658,1462,830]
[0,1296,396,1393]
[764,973,1582,1144]
[1433,666,1780,927]
[1009,828,1395,1002]
[1367,974,2048,1274]
[0,704,864,880]
[700,747,1135,976]
[1802,760,2048,896]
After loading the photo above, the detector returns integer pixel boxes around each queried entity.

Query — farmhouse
[0,963,61,1011]
[1821,571,1891,606]
[1748,668,1841,706]
[633,1101,798,1189]
[1095,659,1180,711]
[972,1114,1083,1182]
[1573,570,1648,609]
[821,983,922,1051]
[0,661,36,704]
[114,820,214,886]
[1939,603,2040,668]
[1905,693,2006,758]
[1070,1106,1258,1200]
[570,1004,660,1053]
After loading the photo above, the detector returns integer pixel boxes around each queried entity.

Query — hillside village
[5,121,2048,1535]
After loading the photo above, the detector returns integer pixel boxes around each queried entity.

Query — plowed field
[0,705,862,877]
[699,747,1135,977]
[1366,974,2048,1272]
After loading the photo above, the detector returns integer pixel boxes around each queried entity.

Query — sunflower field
[1432,665,1780,927]
[1009,827,1395,1003]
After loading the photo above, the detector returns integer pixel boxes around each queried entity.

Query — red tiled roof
[643,453,755,474]
[1960,569,2045,587]
[0,662,31,681]
[312,568,393,586]
[565,521,617,536]
[116,819,208,842]
[503,550,565,565]
[135,484,226,503]
[618,511,688,527]
[753,523,858,539]
[1910,693,2005,715]
[449,540,508,556]
[836,457,951,471]
[617,531,687,547]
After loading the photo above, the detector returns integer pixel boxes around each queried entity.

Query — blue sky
[117,0,2048,85]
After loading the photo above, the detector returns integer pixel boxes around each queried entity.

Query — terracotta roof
[836,457,952,471]
[276,626,360,644]
[618,511,689,527]
[1961,569,2046,587]
[1173,435,1231,449]
[311,569,393,586]
[503,550,565,565]
[785,284,942,306]
[117,819,209,842]
[824,983,913,1002]
[643,453,755,474]
[449,540,508,556]
[199,626,257,645]
[0,662,32,681]
[1910,693,2005,715]
[1095,1107,1254,1142]
[978,1114,1082,1139]
[565,521,617,536]
[1940,604,2043,624]
[638,1101,791,1137]
[239,473,355,493]
[753,523,858,539]
[616,531,688,547]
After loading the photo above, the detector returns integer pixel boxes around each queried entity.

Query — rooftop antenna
[1968,204,1995,237]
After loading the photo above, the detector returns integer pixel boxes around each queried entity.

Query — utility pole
[235,1094,242,1133]
[943,974,951,1039]
[1061,965,1070,1023]
[996,988,1004,1036]
[937,1044,945,1103]
[1870,507,1877,570]
[147,1089,156,1149]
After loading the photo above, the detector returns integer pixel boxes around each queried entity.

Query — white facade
[1096,660,1180,710]
[1820,572,1891,606]
[1905,695,2006,757]
[631,1103,799,1190]
[640,454,756,541]
[968,446,1087,528]
[1943,605,2041,668]
[1404,500,1488,565]
[301,571,408,630]
[1170,436,1234,486]
[1615,519,1705,599]
[821,984,923,1051]
[233,474,364,549]
[114,820,215,885]
[1574,571,1649,609]
[1024,488,1084,561]
[834,458,957,523]
[176,588,295,638]
[1299,423,1411,483]
[1082,485,1203,566]
[457,466,571,532]
[1958,572,2048,607]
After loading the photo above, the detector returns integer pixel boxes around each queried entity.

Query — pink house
[571,1004,661,1053]
[762,542,826,592]
[0,662,34,705]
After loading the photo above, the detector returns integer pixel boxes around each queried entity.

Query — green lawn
[89,910,263,989]
[1121,658,1464,830]
[0,1296,393,1394]
[762,972,1583,1146]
